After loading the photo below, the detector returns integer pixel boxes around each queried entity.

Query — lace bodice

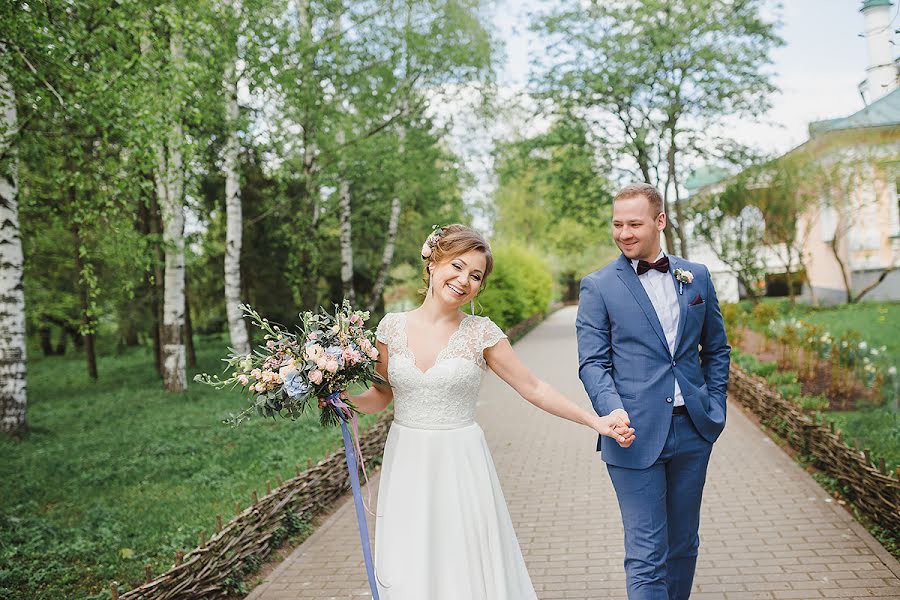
[375,312,507,429]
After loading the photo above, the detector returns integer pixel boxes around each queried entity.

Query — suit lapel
[615,254,670,355]
[669,256,690,353]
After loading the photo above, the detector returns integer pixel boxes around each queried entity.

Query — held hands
[595,409,636,448]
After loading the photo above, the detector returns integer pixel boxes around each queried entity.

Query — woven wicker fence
[730,365,900,533]
[111,413,393,600]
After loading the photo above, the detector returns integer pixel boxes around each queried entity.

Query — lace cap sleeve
[480,317,507,351]
[375,313,396,346]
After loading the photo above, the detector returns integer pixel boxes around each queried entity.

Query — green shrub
[478,243,553,330]
[720,302,747,327]
[776,381,802,400]
[754,362,779,378]
[751,302,779,327]
[731,349,779,378]
[720,303,747,346]
[766,371,798,386]
[798,395,829,411]
[827,407,900,472]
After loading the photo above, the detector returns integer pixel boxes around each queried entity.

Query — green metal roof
[861,0,892,11]
[808,87,900,137]
[684,165,731,191]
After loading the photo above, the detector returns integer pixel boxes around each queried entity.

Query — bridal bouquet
[196,300,384,598]
[195,300,383,428]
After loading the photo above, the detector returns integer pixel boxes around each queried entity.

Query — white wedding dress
[373,312,537,600]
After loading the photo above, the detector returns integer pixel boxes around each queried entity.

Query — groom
[576,183,730,599]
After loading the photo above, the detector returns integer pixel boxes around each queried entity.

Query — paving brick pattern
[245,307,900,600]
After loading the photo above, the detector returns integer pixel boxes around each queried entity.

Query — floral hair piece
[420,224,446,260]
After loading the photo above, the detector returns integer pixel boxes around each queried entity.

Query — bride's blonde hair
[420,224,494,296]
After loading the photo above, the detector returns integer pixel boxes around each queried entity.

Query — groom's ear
[656,211,667,231]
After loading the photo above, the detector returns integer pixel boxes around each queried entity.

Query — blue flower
[325,345,344,366]
[283,370,311,399]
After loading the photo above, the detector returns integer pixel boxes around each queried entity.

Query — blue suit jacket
[576,254,731,469]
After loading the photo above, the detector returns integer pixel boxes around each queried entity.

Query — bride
[348,224,634,599]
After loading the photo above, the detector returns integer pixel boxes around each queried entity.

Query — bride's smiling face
[429,250,487,307]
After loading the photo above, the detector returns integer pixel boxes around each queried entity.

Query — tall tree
[261,0,495,310]
[143,25,188,392]
[222,0,250,355]
[692,174,769,302]
[8,0,153,384]
[0,57,27,435]
[367,197,401,312]
[750,154,821,303]
[335,129,356,302]
[820,158,899,304]
[531,0,782,258]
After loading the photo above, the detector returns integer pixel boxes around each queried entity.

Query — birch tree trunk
[0,66,27,435]
[338,177,354,301]
[184,277,196,368]
[222,9,250,355]
[666,125,688,258]
[335,129,355,302]
[296,0,317,220]
[155,31,187,392]
[367,197,401,312]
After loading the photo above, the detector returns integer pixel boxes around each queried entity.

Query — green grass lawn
[0,337,381,600]
[745,299,899,358]
[785,301,899,467]
[735,299,900,471]
[827,407,900,472]
[792,300,900,363]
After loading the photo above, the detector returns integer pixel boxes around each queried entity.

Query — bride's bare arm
[348,340,393,414]
[484,339,635,445]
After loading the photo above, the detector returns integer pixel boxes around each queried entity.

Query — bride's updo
[420,224,494,294]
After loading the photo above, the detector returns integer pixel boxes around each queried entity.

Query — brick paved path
[245,307,900,600]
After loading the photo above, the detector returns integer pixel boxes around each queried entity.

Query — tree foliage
[493,119,617,299]
[691,173,769,302]
[530,0,783,257]
[3,0,497,391]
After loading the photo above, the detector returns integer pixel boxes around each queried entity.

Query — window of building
[820,195,836,242]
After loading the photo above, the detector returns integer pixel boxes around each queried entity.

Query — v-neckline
[401,311,473,376]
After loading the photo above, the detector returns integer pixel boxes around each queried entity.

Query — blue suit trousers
[606,413,713,600]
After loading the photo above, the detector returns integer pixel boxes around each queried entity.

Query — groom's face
[612,194,666,261]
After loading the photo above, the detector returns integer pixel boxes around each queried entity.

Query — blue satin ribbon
[326,391,380,599]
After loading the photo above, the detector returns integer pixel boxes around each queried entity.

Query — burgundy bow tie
[637,256,669,275]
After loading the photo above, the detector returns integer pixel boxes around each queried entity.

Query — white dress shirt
[631,251,684,407]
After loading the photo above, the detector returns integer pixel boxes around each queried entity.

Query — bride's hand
[593,414,635,447]
[318,390,349,410]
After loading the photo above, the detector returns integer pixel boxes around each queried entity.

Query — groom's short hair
[614,183,664,216]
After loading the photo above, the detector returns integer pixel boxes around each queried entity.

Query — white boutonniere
[673,268,693,295]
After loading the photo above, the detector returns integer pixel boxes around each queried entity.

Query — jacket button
[672,360,676,367]
[666,397,673,403]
